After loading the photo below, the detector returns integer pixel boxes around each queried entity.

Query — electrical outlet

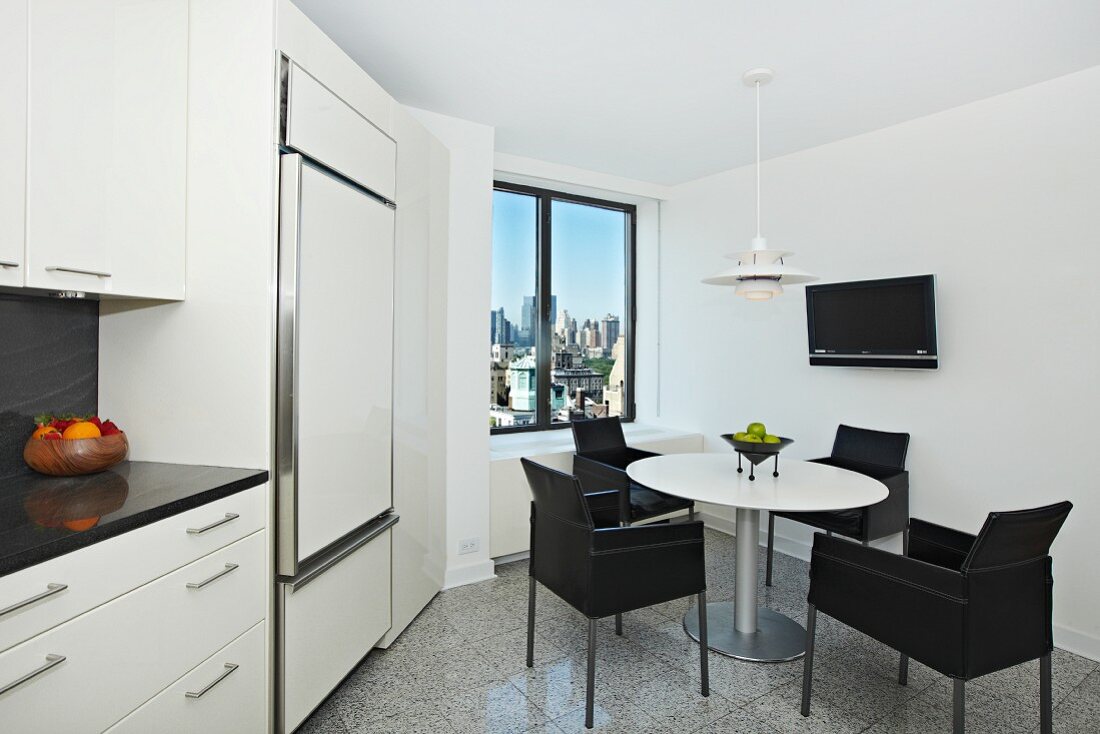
[458,537,480,555]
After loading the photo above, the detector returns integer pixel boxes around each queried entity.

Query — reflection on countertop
[0,461,267,577]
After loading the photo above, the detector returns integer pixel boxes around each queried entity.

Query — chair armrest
[591,520,704,553]
[573,455,631,523]
[808,533,967,677]
[908,518,976,565]
[584,490,622,528]
[811,533,965,600]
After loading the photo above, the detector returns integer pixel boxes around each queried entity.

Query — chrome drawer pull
[45,266,112,278]
[184,663,238,699]
[186,563,239,590]
[0,583,68,618]
[186,513,239,535]
[0,260,18,268]
[0,654,66,697]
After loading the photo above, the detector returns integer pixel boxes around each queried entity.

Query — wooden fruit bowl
[23,433,129,476]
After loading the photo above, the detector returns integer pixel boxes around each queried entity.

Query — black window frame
[491,180,637,434]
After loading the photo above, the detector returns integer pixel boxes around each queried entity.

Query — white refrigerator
[275,61,398,733]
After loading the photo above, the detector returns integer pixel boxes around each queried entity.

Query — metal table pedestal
[683,507,806,662]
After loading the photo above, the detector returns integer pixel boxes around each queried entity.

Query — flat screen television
[805,275,938,369]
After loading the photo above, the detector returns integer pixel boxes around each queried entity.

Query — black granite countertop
[0,462,268,577]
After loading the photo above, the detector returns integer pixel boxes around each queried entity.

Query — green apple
[746,422,767,439]
[743,434,763,443]
[763,434,781,444]
[733,431,748,441]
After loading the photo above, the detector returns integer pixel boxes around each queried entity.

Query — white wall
[655,67,1100,657]
[407,107,497,588]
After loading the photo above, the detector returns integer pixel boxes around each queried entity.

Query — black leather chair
[571,417,694,526]
[801,501,1072,734]
[766,424,910,586]
[522,458,709,729]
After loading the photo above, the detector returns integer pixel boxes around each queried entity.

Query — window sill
[489,422,700,462]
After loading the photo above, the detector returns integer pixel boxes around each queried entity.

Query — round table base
[684,602,806,662]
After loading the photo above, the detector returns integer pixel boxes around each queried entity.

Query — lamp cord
[755,79,761,239]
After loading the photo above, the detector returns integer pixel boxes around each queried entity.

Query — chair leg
[615,613,623,636]
[688,506,695,520]
[765,513,775,587]
[801,603,817,717]
[526,577,536,668]
[903,526,910,556]
[586,619,597,729]
[1040,652,1052,734]
[898,654,909,686]
[953,679,965,734]
[697,591,710,697]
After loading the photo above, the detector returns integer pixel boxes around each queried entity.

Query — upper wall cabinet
[0,0,27,288]
[24,0,188,299]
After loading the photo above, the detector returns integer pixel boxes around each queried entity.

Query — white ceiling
[293,0,1100,186]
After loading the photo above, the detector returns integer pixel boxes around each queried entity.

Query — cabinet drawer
[279,526,391,733]
[0,530,265,734]
[285,61,396,201]
[0,484,265,653]
[106,620,266,734]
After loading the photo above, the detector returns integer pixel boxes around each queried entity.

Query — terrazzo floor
[299,528,1099,733]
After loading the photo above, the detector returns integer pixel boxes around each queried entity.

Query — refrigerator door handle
[282,514,398,594]
[276,152,304,578]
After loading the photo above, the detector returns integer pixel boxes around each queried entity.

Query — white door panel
[0,0,26,287]
[290,159,394,563]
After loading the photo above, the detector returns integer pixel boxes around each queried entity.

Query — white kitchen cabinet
[0,0,27,288]
[105,621,267,734]
[24,0,188,299]
[0,530,266,734]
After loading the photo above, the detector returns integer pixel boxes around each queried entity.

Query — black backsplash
[0,294,98,479]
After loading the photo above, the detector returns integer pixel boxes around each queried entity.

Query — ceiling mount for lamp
[702,66,817,300]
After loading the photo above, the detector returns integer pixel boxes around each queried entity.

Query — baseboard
[699,511,1100,663]
[493,550,530,566]
[442,558,496,590]
[697,510,814,562]
[1052,624,1100,662]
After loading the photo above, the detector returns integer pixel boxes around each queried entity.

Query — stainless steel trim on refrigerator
[279,513,398,593]
[276,153,304,578]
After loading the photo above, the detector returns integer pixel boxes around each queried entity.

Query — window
[489,181,636,433]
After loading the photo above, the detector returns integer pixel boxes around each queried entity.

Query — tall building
[519,294,556,347]
[508,354,537,411]
[491,307,512,346]
[601,314,620,351]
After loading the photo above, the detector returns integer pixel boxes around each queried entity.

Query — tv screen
[806,275,937,368]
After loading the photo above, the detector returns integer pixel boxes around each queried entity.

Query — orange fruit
[32,426,61,440]
[62,421,102,440]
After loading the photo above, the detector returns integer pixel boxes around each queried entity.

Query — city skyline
[491,190,626,324]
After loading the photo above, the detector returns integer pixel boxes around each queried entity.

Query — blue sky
[491,190,626,327]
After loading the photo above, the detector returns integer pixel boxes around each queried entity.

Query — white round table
[627,454,888,662]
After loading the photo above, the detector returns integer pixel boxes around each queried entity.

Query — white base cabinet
[0,531,265,733]
[0,485,268,734]
[106,621,267,734]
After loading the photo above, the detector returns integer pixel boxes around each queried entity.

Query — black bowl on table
[720,434,794,479]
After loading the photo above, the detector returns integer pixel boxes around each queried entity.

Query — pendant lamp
[702,68,817,299]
